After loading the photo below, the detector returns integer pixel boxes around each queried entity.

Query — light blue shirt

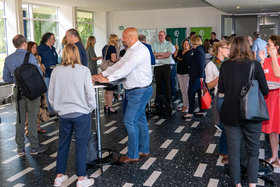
[3,49,42,83]
[252,38,267,62]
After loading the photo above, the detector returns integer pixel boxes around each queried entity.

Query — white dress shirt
[102,40,152,90]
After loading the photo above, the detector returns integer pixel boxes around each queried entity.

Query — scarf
[212,56,226,71]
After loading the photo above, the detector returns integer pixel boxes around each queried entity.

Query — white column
[58,5,74,41]
[6,0,23,54]
[94,11,107,57]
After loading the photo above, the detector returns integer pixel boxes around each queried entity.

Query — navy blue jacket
[75,41,87,66]
[142,43,155,65]
[188,45,205,78]
[38,43,58,78]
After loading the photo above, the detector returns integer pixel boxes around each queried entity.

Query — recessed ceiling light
[236,6,240,9]
[129,2,135,6]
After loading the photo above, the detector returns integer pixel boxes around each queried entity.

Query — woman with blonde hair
[205,40,230,164]
[86,36,102,75]
[102,34,120,113]
[49,43,96,187]
[218,36,268,187]
[185,36,206,118]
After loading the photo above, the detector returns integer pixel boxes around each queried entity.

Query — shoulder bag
[100,45,114,71]
[239,61,269,122]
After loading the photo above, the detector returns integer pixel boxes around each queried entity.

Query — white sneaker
[54,175,68,186]
[76,177,94,187]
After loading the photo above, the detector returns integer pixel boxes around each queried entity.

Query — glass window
[77,11,94,45]
[0,1,7,79]
[22,4,59,48]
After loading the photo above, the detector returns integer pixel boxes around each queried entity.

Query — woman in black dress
[102,34,120,113]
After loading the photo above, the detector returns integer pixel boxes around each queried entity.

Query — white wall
[106,7,225,41]
[58,6,74,39]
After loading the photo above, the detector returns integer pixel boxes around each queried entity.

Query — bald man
[92,28,153,163]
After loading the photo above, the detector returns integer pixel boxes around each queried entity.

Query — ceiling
[25,0,280,13]
[206,0,280,14]
[25,0,210,12]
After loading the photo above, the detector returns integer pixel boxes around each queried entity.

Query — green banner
[166,28,186,50]
[190,27,212,42]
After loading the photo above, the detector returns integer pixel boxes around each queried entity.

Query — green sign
[166,28,186,50]
[190,27,212,42]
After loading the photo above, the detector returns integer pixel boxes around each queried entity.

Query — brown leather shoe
[118,155,139,163]
[139,152,150,158]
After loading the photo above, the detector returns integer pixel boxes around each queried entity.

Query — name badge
[264,69,269,74]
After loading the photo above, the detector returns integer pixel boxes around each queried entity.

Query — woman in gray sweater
[49,43,96,187]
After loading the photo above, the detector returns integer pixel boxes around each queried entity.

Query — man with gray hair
[252,31,267,62]
[65,29,87,66]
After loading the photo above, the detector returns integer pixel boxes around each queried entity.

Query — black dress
[102,45,118,91]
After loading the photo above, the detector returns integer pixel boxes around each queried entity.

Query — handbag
[100,45,114,71]
[239,61,269,122]
[86,131,98,164]
[201,82,212,109]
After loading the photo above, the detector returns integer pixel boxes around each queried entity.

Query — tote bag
[239,61,269,122]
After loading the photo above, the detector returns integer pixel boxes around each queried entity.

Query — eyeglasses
[221,47,230,49]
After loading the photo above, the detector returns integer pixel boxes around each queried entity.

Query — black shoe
[104,106,108,113]
[30,145,48,155]
[17,148,26,156]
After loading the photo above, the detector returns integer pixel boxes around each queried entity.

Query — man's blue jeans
[217,96,228,155]
[56,113,91,177]
[123,86,153,159]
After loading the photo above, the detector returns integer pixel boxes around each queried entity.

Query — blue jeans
[44,77,54,112]
[123,86,153,159]
[217,96,228,155]
[56,113,91,177]
[188,77,202,114]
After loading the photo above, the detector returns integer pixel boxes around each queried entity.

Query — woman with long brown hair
[218,36,268,187]
[85,36,102,75]
[26,41,48,134]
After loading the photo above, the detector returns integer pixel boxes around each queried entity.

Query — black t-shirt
[176,49,192,75]
[119,49,126,57]
[102,45,116,60]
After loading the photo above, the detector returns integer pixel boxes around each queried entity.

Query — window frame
[0,0,8,54]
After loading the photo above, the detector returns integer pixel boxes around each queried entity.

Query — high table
[87,78,125,166]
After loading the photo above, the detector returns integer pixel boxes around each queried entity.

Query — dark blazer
[218,60,269,126]
[188,45,205,78]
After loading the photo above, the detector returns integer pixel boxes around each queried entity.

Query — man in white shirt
[92,27,153,163]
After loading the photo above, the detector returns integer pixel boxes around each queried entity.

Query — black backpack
[155,95,172,118]
[14,52,47,100]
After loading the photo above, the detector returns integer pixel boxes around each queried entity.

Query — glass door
[258,14,279,41]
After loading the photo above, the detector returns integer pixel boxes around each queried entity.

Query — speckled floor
[0,91,279,187]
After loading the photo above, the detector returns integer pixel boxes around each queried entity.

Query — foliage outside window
[0,1,7,79]
[77,11,94,45]
[23,4,59,48]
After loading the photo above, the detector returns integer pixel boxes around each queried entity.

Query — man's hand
[92,73,103,82]
[97,76,109,83]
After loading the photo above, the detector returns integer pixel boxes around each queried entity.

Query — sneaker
[17,148,26,156]
[54,175,68,186]
[76,177,94,187]
[30,145,48,155]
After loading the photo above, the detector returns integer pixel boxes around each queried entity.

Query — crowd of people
[2,27,280,187]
